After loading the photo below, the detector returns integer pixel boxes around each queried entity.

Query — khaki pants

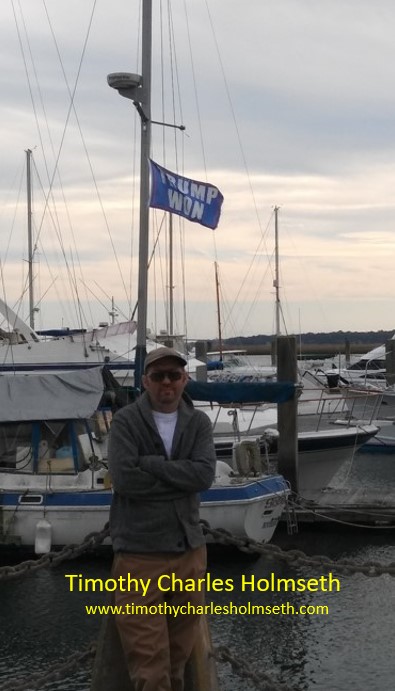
[112,546,207,691]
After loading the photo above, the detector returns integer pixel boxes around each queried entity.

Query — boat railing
[200,385,382,443]
[298,386,383,431]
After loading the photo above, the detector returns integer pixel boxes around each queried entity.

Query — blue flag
[149,159,223,230]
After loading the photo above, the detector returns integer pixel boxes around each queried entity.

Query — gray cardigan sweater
[108,392,216,553]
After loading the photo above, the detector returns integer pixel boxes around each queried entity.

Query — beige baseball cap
[144,347,187,373]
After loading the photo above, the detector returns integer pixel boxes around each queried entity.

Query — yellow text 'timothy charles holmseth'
[65,572,341,595]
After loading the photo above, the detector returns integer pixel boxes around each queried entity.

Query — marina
[1,352,395,691]
[2,477,395,691]
[2,353,395,690]
[1,2,395,690]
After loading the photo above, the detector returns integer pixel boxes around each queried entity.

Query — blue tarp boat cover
[185,380,295,404]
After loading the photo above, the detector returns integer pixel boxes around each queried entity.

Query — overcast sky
[1,0,395,340]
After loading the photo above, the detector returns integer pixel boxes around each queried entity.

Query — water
[1,450,395,691]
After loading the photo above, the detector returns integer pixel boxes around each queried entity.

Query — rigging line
[14,0,91,329]
[178,215,188,347]
[30,243,79,333]
[157,215,169,333]
[182,0,222,317]
[8,5,55,330]
[31,159,87,330]
[19,2,97,302]
[128,110,139,316]
[16,2,61,212]
[159,0,166,163]
[157,3,183,163]
[223,209,274,331]
[150,213,161,339]
[85,283,129,323]
[42,1,132,317]
[158,0,169,335]
[204,0,278,327]
[0,161,25,290]
[131,213,167,321]
[218,267,254,345]
[179,131,188,341]
[166,0,184,170]
[156,1,189,338]
[68,247,90,348]
[237,246,276,335]
[220,272,248,344]
[127,1,142,317]
[29,277,58,314]
[11,1,48,190]
[14,2,100,332]
[182,0,208,175]
[155,3,184,338]
[0,259,16,371]
[167,2,188,340]
[203,0,270,244]
[13,0,83,316]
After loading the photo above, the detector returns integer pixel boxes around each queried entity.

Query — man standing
[108,346,216,691]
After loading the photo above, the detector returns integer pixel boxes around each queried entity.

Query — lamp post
[107,0,152,391]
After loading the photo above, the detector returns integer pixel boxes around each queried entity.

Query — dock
[292,487,395,526]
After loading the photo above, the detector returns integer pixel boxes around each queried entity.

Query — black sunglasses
[147,370,184,383]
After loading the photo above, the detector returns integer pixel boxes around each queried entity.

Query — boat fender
[34,518,52,555]
[233,439,262,476]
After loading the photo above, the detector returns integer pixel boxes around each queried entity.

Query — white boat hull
[212,417,379,495]
[0,465,289,550]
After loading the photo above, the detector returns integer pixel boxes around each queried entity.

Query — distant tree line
[207,330,394,349]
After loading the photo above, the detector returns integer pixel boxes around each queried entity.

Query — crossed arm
[108,413,216,500]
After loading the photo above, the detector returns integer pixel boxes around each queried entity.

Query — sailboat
[0,0,293,553]
[202,208,379,494]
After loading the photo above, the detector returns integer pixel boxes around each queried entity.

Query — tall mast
[214,261,223,360]
[273,205,281,338]
[109,296,118,325]
[108,0,187,383]
[107,1,152,389]
[134,0,152,388]
[26,148,35,330]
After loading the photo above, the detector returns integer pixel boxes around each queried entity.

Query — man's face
[142,357,188,412]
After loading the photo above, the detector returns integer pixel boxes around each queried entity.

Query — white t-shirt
[152,410,178,458]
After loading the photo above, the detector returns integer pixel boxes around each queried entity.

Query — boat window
[348,359,383,371]
[37,421,87,473]
[0,420,88,474]
[0,423,33,471]
[18,494,43,505]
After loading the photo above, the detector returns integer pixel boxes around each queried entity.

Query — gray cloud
[1,1,395,335]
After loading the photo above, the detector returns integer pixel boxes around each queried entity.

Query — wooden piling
[270,337,276,366]
[195,340,208,362]
[345,338,351,366]
[90,602,219,691]
[184,616,220,691]
[276,335,298,493]
[90,600,132,691]
[385,340,395,386]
